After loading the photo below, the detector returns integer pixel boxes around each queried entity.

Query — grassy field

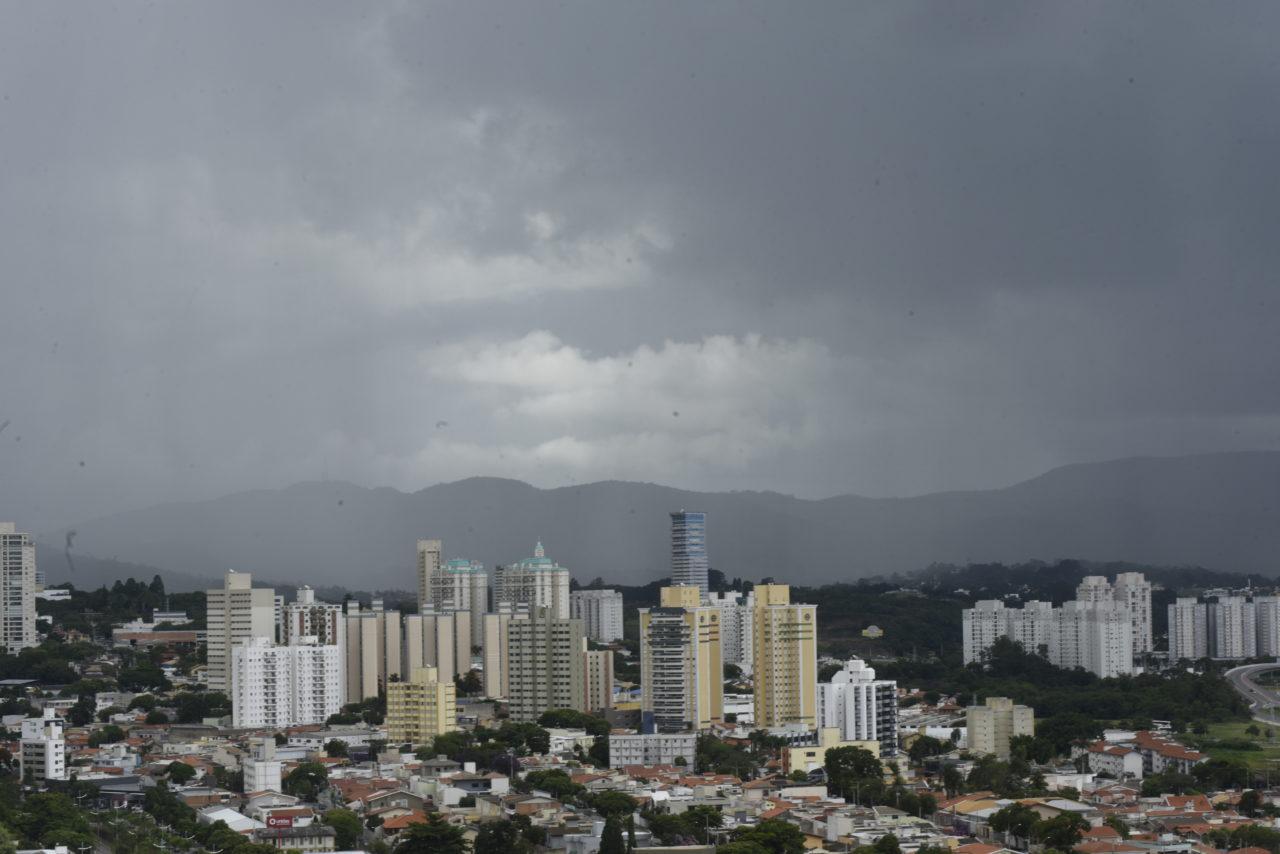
[1185,721,1280,772]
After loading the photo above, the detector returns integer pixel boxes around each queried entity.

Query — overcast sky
[2,1,1279,532]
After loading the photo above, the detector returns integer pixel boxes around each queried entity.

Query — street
[1225,663,1280,723]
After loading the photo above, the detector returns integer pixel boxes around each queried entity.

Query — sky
[2,1,1280,532]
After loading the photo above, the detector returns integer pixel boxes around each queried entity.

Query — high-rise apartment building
[752,584,817,729]
[230,636,342,728]
[1210,596,1257,659]
[506,607,585,721]
[282,586,345,647]
[670,511,708,596]
[639,586,723,733]
[20,708,65,784]
[418,549,488,650]
[495,542,571,619]
[416,539,442,613]
[0,524,38,652]
[707,590,755,668]
[481,607,527,699]
[1256,596,1280,657]
[571,589,624,644]
[386,666,457,745]
[404,610,472,684]
[818,658,898,756]
[1168,597,1209,661]
[584,649,614,713]
[966,697,1034,760]
[1076,573,1154,654]
[963,576,1147,678]
[1113,573,1154,654]
[206,570,276,693]
[343,600,402,702]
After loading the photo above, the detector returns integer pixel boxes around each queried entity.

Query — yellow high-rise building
[752,584,817,728]
[386,666,457,746]
[639,585,723,732]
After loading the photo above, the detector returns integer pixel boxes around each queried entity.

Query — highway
[1225,662,1280,723]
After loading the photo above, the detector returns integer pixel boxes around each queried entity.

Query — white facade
[20,708,65,784]
[817,658,898,756]
[608,732,697,768]
[571,589,624,644]
[243,737,283,794]
[707,590,755,668]
[1256,597,1280,657]
[1113,573,1154,654]
[231,636,342,728]
[1168,597,1209,661]
[206,570,276,692]
[963,595,1135,678]
[420,553,489,649]
[495,543,571,619]
[0,524,38,652]
[1210,596,1257,660]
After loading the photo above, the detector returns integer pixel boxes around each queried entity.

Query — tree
[733,820,806,854]
[88,724,126,747]
[874,834,900,854]
[282,762,329,800]
[128,694,158,711]
[67,695,95,727]
[590,791,637,819]
[394,813,470,854]
[942,765,964,797]
[1104,815,1130,839]
[716,843,770,854]
[167,761,197,784]
[825,746,883,802]
[455,670,484,697]
[326,739,350,758]
[599,816,626,854]
[474,820,526,854]
[324,809,363,850]
[988,803,1037,841]
[146,710,170,725]
[1239,789,1264,818]
[1033,814,1088,850]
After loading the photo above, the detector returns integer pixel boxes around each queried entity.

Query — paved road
[1225,662,1280,723]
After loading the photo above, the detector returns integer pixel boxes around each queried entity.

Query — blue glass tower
[669,510,708,595]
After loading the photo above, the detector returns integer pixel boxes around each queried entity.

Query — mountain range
[37,451,1280,592]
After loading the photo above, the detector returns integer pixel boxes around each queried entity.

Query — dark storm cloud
[0,1,1278,530]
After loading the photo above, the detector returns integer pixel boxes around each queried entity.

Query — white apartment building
[495,542,571,619]
[0,524,38,652]
[206,570,276,692]
[1055,600,1134,679]
[707,590,755,668]
[608,732,697,768]
[1211,596,1258,659]
[231,636,342,728]
[1168,597,1209,661]
[1076,573,1154,654]
[1256,597,1280,657]
[571,589,624,644]
[817,658,898,756]
[20,708,66,784]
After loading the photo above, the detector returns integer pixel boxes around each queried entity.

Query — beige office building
[481,607,527,699]
[507,607,585,721]
[966,696,1034,759]
[752,584,817,729]
[639,585,723,732]
[206,570,276,693]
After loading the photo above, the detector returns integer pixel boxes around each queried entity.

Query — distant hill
[41,451,1280,591]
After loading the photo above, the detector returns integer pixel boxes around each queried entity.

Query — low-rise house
[251,824,337,851]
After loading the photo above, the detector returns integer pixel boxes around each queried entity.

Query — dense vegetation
[881,637,1249,729]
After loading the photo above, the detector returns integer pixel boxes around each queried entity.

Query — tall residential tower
[670,511,708,596]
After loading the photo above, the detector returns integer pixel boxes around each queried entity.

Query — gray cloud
[1,1,1279,531]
